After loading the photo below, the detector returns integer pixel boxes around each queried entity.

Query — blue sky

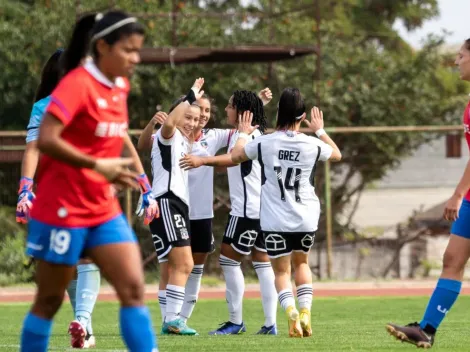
[394,0,469,48]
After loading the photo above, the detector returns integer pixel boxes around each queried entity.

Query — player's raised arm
[304,107,342,162]
[160,78,204,139]
[137,111,167,151]
[231,111,257,164]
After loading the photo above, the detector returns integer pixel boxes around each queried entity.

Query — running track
[2,282,470,303]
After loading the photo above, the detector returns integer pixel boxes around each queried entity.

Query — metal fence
[0,125,465,279]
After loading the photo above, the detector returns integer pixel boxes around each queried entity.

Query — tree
[1,0,468,246]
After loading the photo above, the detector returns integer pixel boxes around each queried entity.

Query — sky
[394,0,470,48]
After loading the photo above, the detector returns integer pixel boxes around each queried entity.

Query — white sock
[165,285,185,322]
[297,284,313,311]
[278,289,296,312]
[180,264,204,321]
[220,255,244,325]
[158,290,166,323]
[253,261,277,327]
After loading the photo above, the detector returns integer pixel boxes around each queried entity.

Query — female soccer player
[386,39,470,349]
[147,78,205,335]
[19,11,158,352]
[18,49,102,350]
[231,88,341,338]
[138,94,238,326]
[180,90,278,335]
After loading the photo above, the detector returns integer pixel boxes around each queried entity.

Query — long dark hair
[61,10,145,76]
[276,87,306,130]
[34,49,63,102]
[232,90,267,133]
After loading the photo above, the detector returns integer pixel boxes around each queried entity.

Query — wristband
[184,89,197,105]
[315,129,326,138]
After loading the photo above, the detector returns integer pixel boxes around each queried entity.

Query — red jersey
[31,61,130,227]
[464,101,470,201]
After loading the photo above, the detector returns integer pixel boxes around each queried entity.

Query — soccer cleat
[299,308,312,337]
[83,334,96,349]
[386,322,434,349]
[208,321,246,335]
[255,324,278,335]
[68,320,86,348]
[163,318,198,336]
[286,306,302,338]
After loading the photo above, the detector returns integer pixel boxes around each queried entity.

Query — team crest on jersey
[200,140,208,148]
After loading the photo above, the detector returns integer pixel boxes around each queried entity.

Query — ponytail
[61,10,144,77]
[60,13,96,77]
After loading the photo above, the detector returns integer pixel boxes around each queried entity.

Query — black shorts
[263,232,316,258]
[149,193,191,263]
[222,215,266,255]
[190,218,215,254]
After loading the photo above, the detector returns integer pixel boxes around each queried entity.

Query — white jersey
[227,129,263,219]
[188,128,233,220]
[244,130,333,232]
[151,129,191,205]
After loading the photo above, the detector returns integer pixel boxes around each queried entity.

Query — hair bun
[95,13,104,22]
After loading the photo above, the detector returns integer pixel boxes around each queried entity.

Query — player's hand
[444,194,463,221]
[152,111,168,126]
[304,106,324,133]
[94,157,135,182]
[258,87,273,106]
[191,78,205,100]
[237,110,257,135]
[135,174,160,224]
[179,154,204,170]
[16,177,35,224]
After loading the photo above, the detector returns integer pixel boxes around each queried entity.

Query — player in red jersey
[20,11,158,352]
[386,38,470,349]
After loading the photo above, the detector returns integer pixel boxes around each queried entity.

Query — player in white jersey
[231,88,341,338]
[139,94,235,325]
[181,89,278,336]
[146,78,205,336]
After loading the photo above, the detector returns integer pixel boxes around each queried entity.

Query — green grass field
[2,296,470,351]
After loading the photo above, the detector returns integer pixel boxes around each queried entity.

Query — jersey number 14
[274,166,301,203]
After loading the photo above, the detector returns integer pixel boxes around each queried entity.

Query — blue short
[26,214,136,266]
[451,199,470,239]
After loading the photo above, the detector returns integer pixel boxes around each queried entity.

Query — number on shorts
[49,229,71,255]
[274,166,302,202]
[173,214,186,229]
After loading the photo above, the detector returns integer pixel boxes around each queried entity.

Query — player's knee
[34,293,64,319]
[117,278,145,305]
[442,251,466,275]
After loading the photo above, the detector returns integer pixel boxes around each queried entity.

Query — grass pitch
[2,296,470,351]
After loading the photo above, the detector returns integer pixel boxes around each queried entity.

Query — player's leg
[252,236,277,335]
[66,266,78,315]
[20,220,83,351]
[158,260,169,323]
[291,233,315,337]
[156,196,196,335]
[386,234,470,348]
[264,232,302,338]
[86,215,157,352]
[180,219,213,323]
[74,258,100,348]
[209,216,247,335]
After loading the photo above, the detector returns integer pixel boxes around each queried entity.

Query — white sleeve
[317,139,333,161]
[212,128,234,151]
[244,139,258,160]
[157,129,177,146]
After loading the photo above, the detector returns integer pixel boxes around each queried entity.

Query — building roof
[139,45,317,64]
